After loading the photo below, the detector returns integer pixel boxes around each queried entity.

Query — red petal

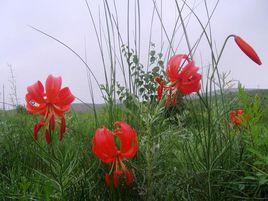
[230,109,244,126]
[59,117,66,141]
[53,105,70,116]
[54,87,75,107]
[178,61,199,78]
[125,169,134,185]
[105,173,110,187]
[45,129,51,144]
[155,77,165,101]
[114,121,138,159]
[156,84,164,101]
[177,76,201,94]
[92,127,117,163]
[33,120,45,140]
[166,54,189,82]
[52,87,74,116]
[26,96,43,108]
[26,104,47,115]
[26,81,45,104]
[234,36,262,65]
[26,103,46,114]
[165,88,173,107]
[176,62,202,95]
[49,115,55,131]
[113,172,119,188]
[154,76,162,83]
[45,75,62,102]
[237,109,244,115]
[26,81,46,114]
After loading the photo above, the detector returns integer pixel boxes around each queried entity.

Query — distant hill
[208,88,268,96]
[69,89,268,113]
[1,89,268,113]
[245,88,268,96]
[70,103,105,113]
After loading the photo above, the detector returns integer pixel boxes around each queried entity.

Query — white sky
[0,0,267,107]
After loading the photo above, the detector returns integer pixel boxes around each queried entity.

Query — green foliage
[1,84,268,201]
[1,1,267,199]
[1,87,268,200]
[235,86,268,198]
[117,44,165,103]
[16,105,27,114]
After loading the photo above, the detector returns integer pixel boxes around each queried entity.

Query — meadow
[1,0,267,200]
[1,88,268,200]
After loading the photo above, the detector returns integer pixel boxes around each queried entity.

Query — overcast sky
[0,0,267,107]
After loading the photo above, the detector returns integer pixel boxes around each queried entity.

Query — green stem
[145,109,154,200]
[210,35,234,81]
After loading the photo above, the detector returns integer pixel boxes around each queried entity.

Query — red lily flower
[234,36,262,65]
[155,54,202,107]
[25,75,75,143]
[92,121,138,188]
[230,109,244,126]
[166,54,201,95]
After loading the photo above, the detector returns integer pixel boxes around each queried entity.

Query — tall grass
[1,0,267,200]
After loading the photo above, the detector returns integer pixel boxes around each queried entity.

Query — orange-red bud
[234,36,262,65]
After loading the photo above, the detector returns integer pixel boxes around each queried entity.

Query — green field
[1,88,268,200]
[1,1,266,200]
